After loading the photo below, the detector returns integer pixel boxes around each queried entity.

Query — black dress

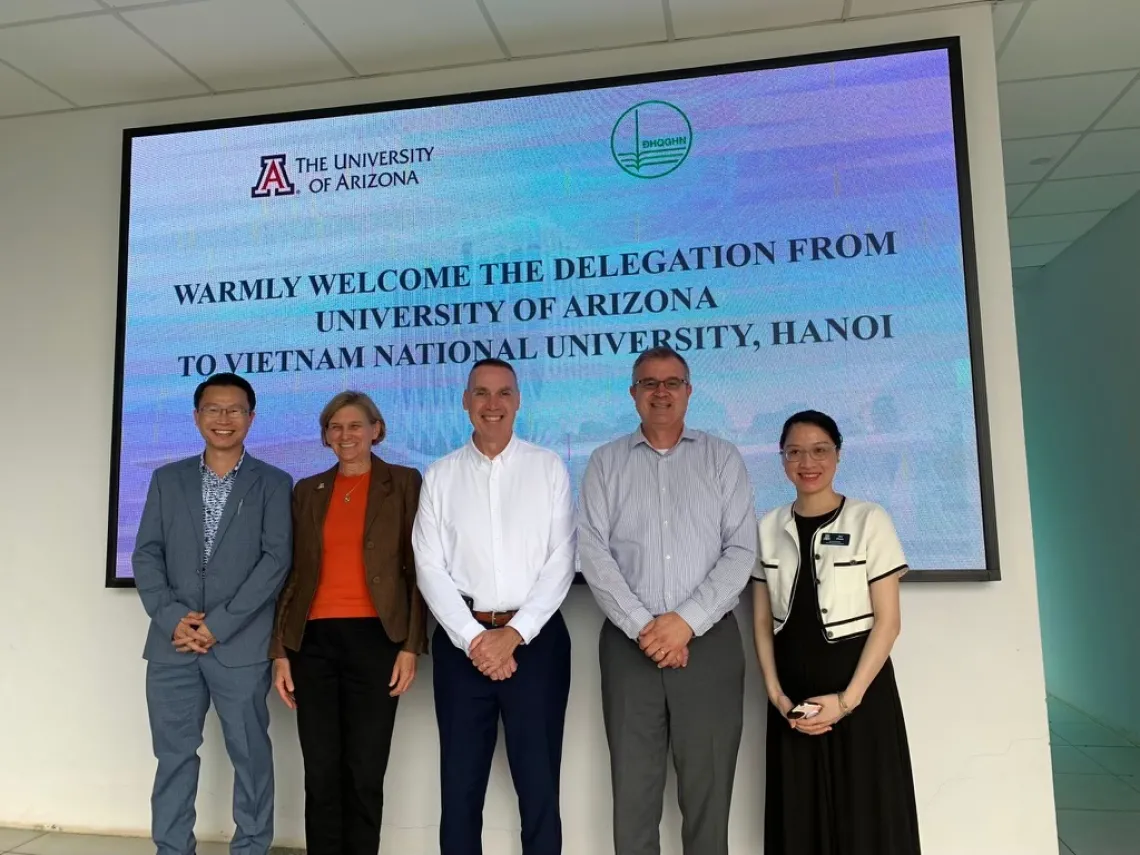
[764,511,921,854]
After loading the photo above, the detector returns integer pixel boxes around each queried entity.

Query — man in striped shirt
[579,345,757,855]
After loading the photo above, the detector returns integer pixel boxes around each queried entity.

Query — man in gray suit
[133,372,293,855]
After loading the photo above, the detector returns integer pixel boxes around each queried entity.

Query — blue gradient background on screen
[113,47,986,580]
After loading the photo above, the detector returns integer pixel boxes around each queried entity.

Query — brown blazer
[269,454,427,658]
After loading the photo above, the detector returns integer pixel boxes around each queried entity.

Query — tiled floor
[1,702,1137,854]
[0,829,302,855]
[1049,695,1140,855]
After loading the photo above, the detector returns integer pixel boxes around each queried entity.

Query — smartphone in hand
[787,702,822,720]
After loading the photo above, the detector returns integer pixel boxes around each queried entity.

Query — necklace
[340,474,367,503]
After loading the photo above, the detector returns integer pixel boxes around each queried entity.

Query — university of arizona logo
[250,154,295,198]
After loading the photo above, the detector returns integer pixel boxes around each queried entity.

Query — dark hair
[467,358,517,389]
[193,372,256,412]
[632,345,690,384]
[779,410,842,450]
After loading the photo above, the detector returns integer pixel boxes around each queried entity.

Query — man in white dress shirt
[413,358,576,855]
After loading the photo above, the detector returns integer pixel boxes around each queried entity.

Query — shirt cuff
[622,606,656,641]
[674,600,711,637]
[458,619,486,653]
[507,613,536,645]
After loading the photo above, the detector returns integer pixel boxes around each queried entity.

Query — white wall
[0,6,1055,853]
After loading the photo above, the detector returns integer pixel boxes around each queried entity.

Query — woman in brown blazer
[270,390,426,855]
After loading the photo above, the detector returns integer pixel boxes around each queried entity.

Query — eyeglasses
[633,377,689,392]
[198,405,250,419]
[780,444,836,463]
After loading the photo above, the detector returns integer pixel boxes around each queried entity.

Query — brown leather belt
[471,609,518,627]
[464,596,518,628]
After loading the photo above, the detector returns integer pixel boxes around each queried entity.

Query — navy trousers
[146,656,274,855]
[433,612,571,855]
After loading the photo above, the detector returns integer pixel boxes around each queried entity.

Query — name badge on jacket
[820,532,851,546]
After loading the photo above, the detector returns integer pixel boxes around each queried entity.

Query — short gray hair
[319,391,387,446]
[631,345,690,385]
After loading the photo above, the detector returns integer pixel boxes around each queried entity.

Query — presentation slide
[108,39,995,584]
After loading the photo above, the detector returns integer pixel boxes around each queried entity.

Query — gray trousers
[146,656,274,855]
[600,614,744,855]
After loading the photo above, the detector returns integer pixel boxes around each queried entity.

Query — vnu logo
[610,100,692,179]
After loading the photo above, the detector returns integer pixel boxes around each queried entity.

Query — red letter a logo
[251,154,296,198]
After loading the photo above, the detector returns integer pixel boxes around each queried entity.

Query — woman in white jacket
[752,410,920,855]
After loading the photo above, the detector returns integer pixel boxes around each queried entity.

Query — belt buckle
[489,610,501,628]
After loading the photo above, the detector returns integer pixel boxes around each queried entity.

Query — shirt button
[814,554,821,561]
[663,520,668,526]
[826,630,834,639]
[372,576,381,584]
[821,608,828,614]
[366,540,374,549]
[666,555,671,560]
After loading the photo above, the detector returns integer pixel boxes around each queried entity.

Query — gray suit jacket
[133,453,293,667]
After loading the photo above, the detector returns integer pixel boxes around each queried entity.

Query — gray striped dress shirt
[578,427,757,640]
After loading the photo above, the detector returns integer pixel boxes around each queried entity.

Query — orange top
[308,470,379,621]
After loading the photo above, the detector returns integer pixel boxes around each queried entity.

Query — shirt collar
[628,425,699,452]
[466,433,519,466]
[200,448,246,479]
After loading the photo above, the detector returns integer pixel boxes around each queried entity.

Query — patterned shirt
[201,450,245,565]
[578,427,757,639]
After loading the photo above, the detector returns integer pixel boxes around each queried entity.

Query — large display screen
[107,38,998,585]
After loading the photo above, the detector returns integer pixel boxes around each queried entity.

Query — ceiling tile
[1002,135,1079,183]
[1007,211,1108,246]
[123,0,347,91]
[483,0,664,56]
[1005,183,1036,211]
[999,0,1140,81]
[0,0,101,25]
[1016,173,1140,216]
[0,15,206,105]
[291,0,503,75]
[848,0,962,14]
[992,1,1023,52]
[1011,242,1069,268]
[0,61,73,115]
[669,0,842,40]
[1051,129,1140,179]
[998,72,1135,139]
[1097,78,1140,129]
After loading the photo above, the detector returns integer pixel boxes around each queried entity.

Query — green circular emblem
[611,100,693,179]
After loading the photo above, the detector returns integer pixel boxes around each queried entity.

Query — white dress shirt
[412,435,576,651]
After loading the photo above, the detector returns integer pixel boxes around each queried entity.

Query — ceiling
[0,0,1136,276]
[995,0,1140,272]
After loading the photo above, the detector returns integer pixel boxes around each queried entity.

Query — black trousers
[433,612,571,855]
[288,618,401,855]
